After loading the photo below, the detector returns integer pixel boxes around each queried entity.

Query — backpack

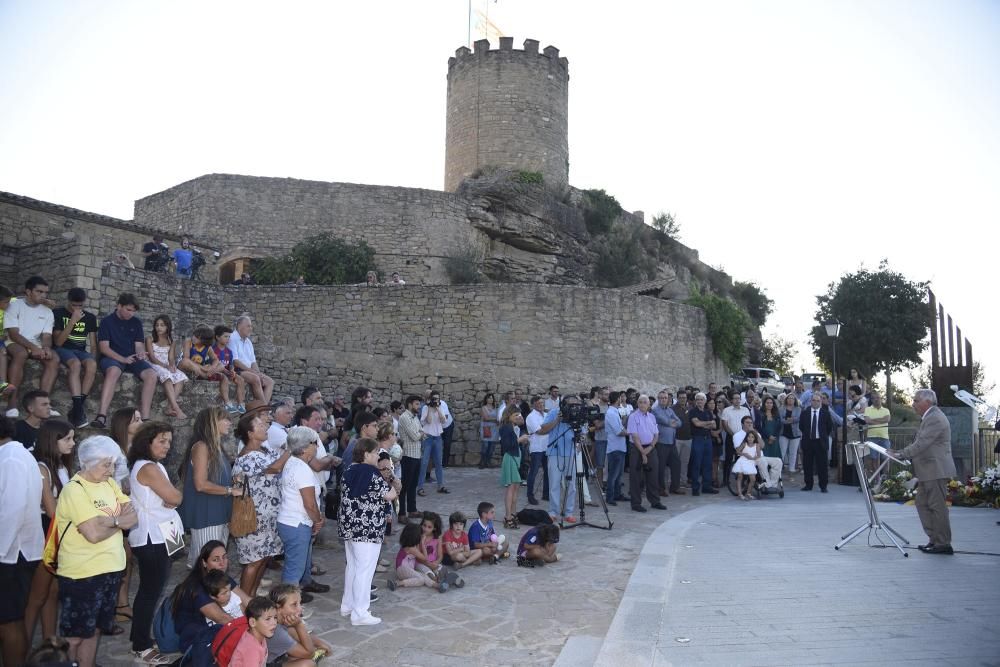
[152,599,181,654]
[210,616,250,667]
[516,508,554,526]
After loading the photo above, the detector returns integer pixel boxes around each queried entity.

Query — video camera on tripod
[560,402,600,432]
[145,242,171,273]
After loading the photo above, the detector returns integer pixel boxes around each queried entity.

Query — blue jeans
[690,435,714,492]
[548,453,577,518]
[418,435,444,490]
[479,440,496,466]
[276,522,313,585]
[605,450,626,503]
[527,451,549,500]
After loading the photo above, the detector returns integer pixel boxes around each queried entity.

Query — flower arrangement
[967,466,1000,508]
[874,470,916,502]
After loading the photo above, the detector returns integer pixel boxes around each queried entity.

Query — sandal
[417,488,426,497]
[90,414,108,429]
[107,623,125,636]
[503,517,515,529]
[437,487,450,494]
[115,605,133,622]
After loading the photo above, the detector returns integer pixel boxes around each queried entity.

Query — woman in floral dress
[232,411,290,596]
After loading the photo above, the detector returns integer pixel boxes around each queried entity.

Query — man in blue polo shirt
[544,397,579,525]
[172,238,194,278]
[91,293,157,428]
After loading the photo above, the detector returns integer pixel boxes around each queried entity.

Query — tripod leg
[878,524,909,557]
[880,521,910,545]
[835,523,870,550]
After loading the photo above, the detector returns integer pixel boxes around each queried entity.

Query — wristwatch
[113,516,119,527]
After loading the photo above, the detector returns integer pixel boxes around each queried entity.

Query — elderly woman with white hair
[276,426,324,587]
[53,435,138,667]
[226,314,274,406]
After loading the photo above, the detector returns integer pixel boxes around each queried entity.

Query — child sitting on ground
[228,596,277,667]
[205,569,245,622]
[212,325,244,413]
[422,511,463,588]
[266,585,332,666]
[517,523,561,567]
[388,523,447,592]
[442,511,483,569]
[468,501,509,564]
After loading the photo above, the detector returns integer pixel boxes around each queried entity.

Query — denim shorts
[100,357,153,377]
[56,348,94,365]
[58,570,123,638]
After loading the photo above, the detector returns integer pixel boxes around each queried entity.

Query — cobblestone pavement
[96,468,1000,666]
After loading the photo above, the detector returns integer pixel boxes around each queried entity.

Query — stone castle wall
[90,264,726,467]
[445,38,569,192]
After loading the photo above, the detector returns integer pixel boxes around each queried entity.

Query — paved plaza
[99,467,1000,666]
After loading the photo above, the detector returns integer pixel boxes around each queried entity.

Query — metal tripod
[560,427,613,531]
[834,441,910,556]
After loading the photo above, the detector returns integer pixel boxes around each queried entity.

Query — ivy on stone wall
[251,234,376,285]
[581,188,623,236]
[686,290,752,370]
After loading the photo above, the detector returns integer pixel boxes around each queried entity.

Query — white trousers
[755,456,783,488]
[342,540,381,622]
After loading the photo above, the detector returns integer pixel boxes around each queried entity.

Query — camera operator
[141,235,169,272]
[626,395,666,512]
[542,397,577,524]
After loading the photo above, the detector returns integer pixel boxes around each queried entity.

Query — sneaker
[387,579,397,591]
[299,592,314,603]
[351,614,382,626]
[370,592,379,603]
[73,408,90,429]
[237,404,246,414]
[370,583,378,593]
[438,580,449,593]
[299,606,314,620]
[375,563,389,573]
[340,609,351,617]
[4,408,18,418]
[563,516,578,524]
[224,403,240,413]
[49,409,61,416]
[133,648,172,665]
[445,570,464,588]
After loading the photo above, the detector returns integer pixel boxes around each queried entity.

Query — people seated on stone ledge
[228,315,275,407]
[146,314,190,420]
[211,325,244,414]
[52,287,99,429]
[3,276,60,419]
[178,324,225,385]
[91,292,158,429]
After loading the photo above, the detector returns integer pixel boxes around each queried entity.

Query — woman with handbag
[478,393,500,468]
[177,407,237,570]
[339,437,399,626]
[52,435,137,667]
[126,422,183,665]
[233,411,290,596]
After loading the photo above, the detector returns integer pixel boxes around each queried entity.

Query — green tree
[251,234,377,285]
[686,291,752,370]
[593,224,657,287]
[732,281,774,327]
[809,260,929,400]
[759,335,796,375]
[651,211,681,239]
[581,189,623,236]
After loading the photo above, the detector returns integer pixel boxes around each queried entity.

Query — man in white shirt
[267,403,293,455]
[721,389,751,479]
[4,276,59,418]
[544,385,561,412]
[525,395,558,505]
[732,415,782,488]
[227,315,275,405]
[418,391,450,494]
[0,417,44,666]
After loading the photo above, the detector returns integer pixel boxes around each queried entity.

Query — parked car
[780,375,797,388]
[801,372,827,387]
[741,367,785,396]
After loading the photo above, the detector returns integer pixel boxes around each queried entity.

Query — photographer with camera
[626,396,666,512]
[543,397,576,524]
[141,235,169,272]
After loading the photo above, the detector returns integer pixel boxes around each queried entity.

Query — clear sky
[1,0,998,406]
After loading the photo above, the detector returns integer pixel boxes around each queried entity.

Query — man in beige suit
[896,388,956,555]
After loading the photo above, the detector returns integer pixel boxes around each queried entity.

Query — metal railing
[972,428,999,474]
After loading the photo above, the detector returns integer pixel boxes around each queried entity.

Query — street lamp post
[823,320,848,484]
[823,320,841,383]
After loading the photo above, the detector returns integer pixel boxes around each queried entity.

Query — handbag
[158,515,186,556]
[324,487,340,520]
[42,479,87,574]
[229,478,258,538]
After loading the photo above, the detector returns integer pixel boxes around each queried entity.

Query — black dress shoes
[917,543,934,552]
[924,544,954,555]
[632,506,648,513]
[651,503,667,510]
[800,486,812,491]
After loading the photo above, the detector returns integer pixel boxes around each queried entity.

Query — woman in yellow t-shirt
[53,435,137,667]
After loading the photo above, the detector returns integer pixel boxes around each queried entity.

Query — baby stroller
[726,458,784,499]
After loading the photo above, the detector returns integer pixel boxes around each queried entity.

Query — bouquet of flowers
[874,470,916,502]
[968,466,1000,508]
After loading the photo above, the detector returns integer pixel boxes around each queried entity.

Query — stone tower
[445,37,569,192]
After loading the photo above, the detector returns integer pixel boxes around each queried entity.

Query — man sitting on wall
[90,292,158,428]
[3,276,59,419]
[228,315,275,405]
[52,287,99,428]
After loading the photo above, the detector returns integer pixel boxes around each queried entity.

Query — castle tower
[445,37,569,192]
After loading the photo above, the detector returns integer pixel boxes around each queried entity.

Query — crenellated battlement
[447,37,569,74]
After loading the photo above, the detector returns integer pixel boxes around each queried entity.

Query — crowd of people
[1,273,912,666]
